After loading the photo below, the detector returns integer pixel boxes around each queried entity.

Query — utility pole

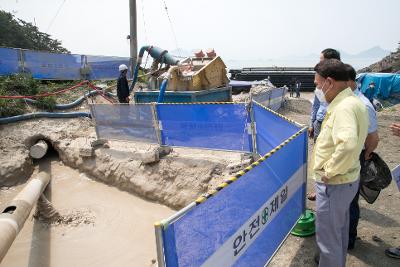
[129,0,138,78]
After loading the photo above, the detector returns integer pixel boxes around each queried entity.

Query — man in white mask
[312,59,368,267]
[309,49,341,142]
[308,49,341,202]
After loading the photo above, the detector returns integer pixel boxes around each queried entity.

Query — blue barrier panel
[161,130,307,267]
[253,101,300,156]
[24,50,82,80]
[252,90,271,108]
[0,48,20,75]
[156,103,252,152]
[91,104,158,143]
[87,55,130,80]
[269,87,284,111]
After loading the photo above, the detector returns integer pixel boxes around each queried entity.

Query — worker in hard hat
[117,64,130,103]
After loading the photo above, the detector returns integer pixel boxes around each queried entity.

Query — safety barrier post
[154,222,166,267]
[280,87,286,109]
[248,100,258,157]
[89,104,101,140]
[302,127,308,213]
[151,103,162,146]
[18,48,25,73]
[267,90,272,108]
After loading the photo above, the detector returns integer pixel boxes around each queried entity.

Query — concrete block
[140,150,160,164]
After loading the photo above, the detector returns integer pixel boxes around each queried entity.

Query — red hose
[0,80,114,103]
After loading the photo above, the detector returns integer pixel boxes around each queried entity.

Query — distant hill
[358,43,400,73]
[341,46,391,59]
[224,46,393,70]
[0,10,69,53]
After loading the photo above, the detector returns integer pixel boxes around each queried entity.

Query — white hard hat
[119,64,128,72]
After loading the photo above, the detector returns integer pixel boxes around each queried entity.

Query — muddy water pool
[0,158,175,267]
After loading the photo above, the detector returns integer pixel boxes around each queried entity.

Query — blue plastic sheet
[162,131,307,267]
[86,55,131,80]
[0,48,20,75]
[156,103,252,152]
[24,50,82,80]
[269,87,285,111]
[357,73,400,99]
[253,101,301,156]
[252,88,286,111]
[0,47,132,80]
[252,90,271,108]
[91,104,158,143]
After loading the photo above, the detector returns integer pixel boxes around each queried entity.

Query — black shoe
[314,253,320,264]
[385,247,400,259]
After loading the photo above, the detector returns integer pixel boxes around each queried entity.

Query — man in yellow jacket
[312,59,368,267]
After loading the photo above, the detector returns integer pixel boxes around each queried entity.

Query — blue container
[134,86,232,103]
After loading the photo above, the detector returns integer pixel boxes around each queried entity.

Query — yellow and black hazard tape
[252,100,299,126]
[194,126,308,206]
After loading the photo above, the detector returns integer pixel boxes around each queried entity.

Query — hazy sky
[1,0,399,60]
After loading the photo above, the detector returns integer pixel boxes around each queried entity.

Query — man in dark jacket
[117,64,130,103]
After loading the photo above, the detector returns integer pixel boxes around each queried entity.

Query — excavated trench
[0,124,246,266]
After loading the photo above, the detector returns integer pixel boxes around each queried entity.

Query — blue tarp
[357,73,400,99]
[24,50,82,80]
[162,130,307,267]
[0,47,131,80]
[86,55,131,80]
[156,103,252,152]
[253,101,300,155]
[0,47,20,75]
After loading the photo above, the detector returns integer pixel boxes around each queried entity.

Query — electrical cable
[161,0,180,57]
[46,0,66,33]
[140,0,148,44]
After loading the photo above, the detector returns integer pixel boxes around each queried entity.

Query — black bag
[359,151,392,204]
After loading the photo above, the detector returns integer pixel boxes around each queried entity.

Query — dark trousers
[295,87,300,97]
[349,186,360,247]
[118,97,129,103]
[313,120,322,143]
[289,87,294,97]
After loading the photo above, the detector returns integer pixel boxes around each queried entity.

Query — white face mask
[315,80,327,103]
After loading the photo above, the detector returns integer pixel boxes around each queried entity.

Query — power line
[140,0,148,44]
[161,0,180,56]
[46,0,66,33]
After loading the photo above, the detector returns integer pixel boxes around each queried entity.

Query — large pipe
[157,66,178,103]
[30,140,48,159]
[0,112,91,124]
[0,172,50,262]
[23,90,114,110]
[157,80,169,103]
[130,46,180,92]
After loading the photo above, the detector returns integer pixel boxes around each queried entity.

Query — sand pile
[232,80,276,103]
